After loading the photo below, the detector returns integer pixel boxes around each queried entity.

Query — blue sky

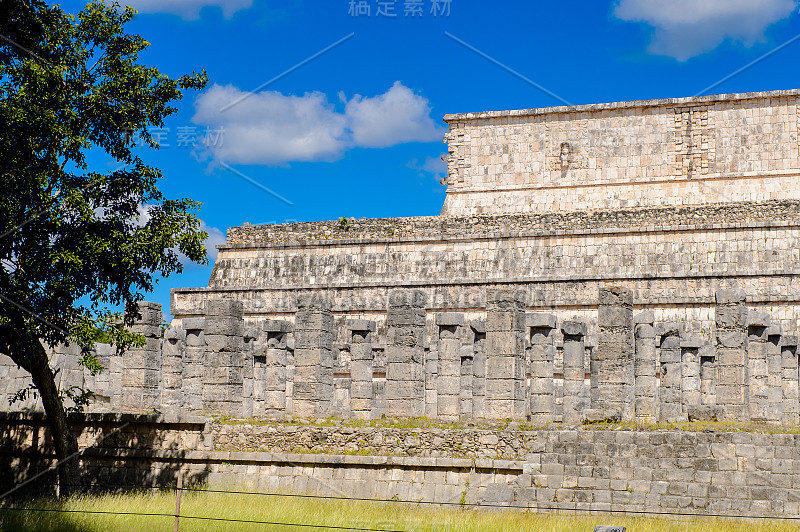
[56,0,800,319]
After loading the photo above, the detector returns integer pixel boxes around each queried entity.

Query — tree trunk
[27,344,80,497]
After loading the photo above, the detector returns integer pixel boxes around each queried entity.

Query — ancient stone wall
[441,89,800,215]
[4,413,800,518]
[181,201,800,340]
[4,286,799,426]
[172,190,800,369]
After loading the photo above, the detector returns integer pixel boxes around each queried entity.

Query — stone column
[595,287,635,421]
[332,341,351,418]
[161,325,186,417]
[747,311,770,421]
[658,323,683,422]
[347,319,376,420]
[681,337,702,414]
[435,313,464,421]
[182,317,205,414]
[470,320,486,419]
[385,289,426,418]
[259,320,291,419]
[766,324,783,423]
[203,299,245,418]
[87,342,116,410]
[424,345,438,418]
[714,288,749,421]
[528,313,556,425]
[242,326,258,419]
[484,290,527,420]
[699,344,716,406]
[293,294,334,419]
[633,311,657,424]
[781,335,799,425]
[459,341,474,420]
[561,320,587,425]
[121,301,163,414]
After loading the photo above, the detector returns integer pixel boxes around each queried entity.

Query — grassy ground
[1,491,798,532]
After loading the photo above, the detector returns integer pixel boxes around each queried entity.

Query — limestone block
[205,334,243,352]
[205,316,243,336]
[387,327,425,347]
[295,312,334,332]
[164,326,186,341]
[781,336,799,348]
[294,349,333,368]
[388,289,427,308]
[436,313,465,327]
[182,317,205,331]
[205,299,244,318]
[264,319,290,333]
[634,323,654,339]
[526,313,557,329]
[485,356,522,379]
[346,319,377,332]
[131,301,162,326]
[129,324,162,337]
[715,306,748,330]
[687,405,723,421]
[562,321,588,337]
[294,330,334,350]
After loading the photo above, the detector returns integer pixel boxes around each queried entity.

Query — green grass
[216,415,800,435]
[1,491,798,531]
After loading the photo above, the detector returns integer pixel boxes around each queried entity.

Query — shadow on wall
[0,413,211,501]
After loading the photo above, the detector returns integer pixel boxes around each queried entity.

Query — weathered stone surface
[562,320,586,425]
[687,405,723,421]
[526,313,556,329]
[716,286,749,421]
[7,92,800,433]
[595,287,634,422]
[484,290,526,420]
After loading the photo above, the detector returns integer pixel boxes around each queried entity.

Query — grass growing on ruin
[216,415,800,435]
[583,419,800,434]
[1,491,798,532]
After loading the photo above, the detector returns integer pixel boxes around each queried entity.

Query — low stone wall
[0,412,212,457]
[225,200,800,244]
[211,421,534,459]
[3,414,800,517]
[0,413,212,497]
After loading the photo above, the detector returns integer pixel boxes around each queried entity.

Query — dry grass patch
[1,491,798,531]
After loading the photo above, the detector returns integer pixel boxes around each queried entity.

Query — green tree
[0,0,209,496]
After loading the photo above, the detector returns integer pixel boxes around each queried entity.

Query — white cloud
[118,0,254,19]
[614,0,798,60]
[192,82,445,165]
[345,82,444,148]
[199,220,226,261]
[193,84,348,165]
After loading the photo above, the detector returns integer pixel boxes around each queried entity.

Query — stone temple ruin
[4,285,797,427]
[5,88,800,425]
[4,89,800,517]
